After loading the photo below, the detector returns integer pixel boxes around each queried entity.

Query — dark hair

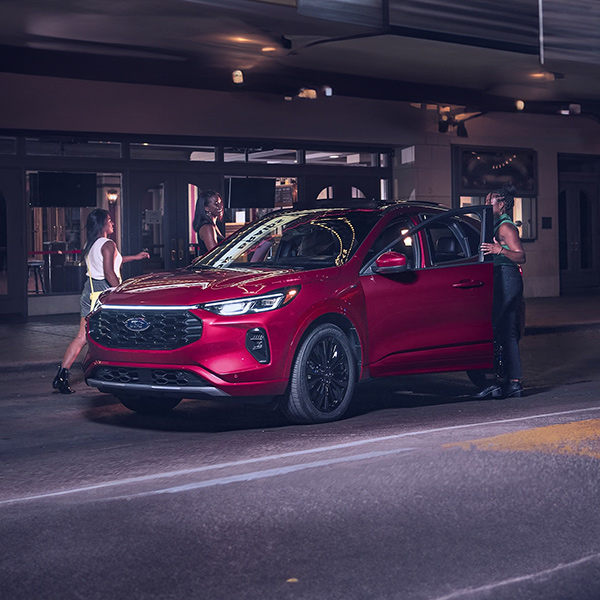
[192,190,222,232]
[492,183,517,212]
[83,208,110,257]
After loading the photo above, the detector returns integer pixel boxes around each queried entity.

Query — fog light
[246,328,270,364]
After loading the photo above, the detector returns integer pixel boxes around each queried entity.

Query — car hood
[101,266,340,307]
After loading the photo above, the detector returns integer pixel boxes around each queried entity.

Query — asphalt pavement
[1,291,599,373]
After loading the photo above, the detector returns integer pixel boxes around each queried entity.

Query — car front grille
[91,366,211,387]
[88,309,203,350]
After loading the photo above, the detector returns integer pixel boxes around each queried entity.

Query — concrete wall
[0,72,423,145]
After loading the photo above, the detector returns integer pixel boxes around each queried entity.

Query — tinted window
[420,213,482,266]
[362,218,416,268]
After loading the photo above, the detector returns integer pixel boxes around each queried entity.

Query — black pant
[492,265,523,381]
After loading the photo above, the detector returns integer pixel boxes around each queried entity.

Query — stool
[28,260,46,294]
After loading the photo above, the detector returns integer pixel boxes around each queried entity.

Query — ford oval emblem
[124,317,151,332]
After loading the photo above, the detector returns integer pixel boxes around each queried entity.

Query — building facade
[0,72,599,319]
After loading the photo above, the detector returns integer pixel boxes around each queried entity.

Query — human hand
[137,251,150,260]
[480,237,503,255]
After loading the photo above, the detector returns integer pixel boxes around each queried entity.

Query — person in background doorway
[476,183,526,399]
[192,190,224,254]
[52,208,149,394]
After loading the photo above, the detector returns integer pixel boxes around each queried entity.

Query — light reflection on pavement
[446,418,600,459]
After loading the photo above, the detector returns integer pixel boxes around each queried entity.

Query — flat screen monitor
[30,172,97,207]
[228,178,276,209]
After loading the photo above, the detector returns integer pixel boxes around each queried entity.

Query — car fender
[282,281,369,381]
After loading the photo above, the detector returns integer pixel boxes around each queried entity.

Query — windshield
[191,208,381,270]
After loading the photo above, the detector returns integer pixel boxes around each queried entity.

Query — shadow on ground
[81,372,506,434]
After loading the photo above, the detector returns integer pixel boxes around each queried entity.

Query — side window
[455,219,482,258]
[423,215,482,266]
[362,219,415,268]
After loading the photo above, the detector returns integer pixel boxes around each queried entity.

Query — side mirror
[372,251,408,274]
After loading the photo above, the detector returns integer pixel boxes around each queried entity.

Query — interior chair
[434,236,461,262]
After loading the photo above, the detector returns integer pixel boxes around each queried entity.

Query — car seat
[434,236,461,262]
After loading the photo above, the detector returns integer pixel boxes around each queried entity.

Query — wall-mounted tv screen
[30,172,97,207]
[228,178,276,209]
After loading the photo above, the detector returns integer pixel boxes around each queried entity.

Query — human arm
[199,223,219,252]
[122,251,150,263]
[100,239,122,287]
[480,223,526,264]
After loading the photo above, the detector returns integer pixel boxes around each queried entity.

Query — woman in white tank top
[52,208,149,394]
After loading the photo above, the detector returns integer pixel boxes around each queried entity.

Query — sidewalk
[1,292,599,372]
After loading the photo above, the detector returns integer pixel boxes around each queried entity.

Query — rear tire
[283,324,356,424]
[117,394,182,415]
[466,369,489,388]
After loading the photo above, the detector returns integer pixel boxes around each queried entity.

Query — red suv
[84,202,495,423]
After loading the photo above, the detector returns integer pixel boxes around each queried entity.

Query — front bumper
[84,360,289,399]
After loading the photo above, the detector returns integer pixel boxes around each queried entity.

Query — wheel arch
[288,312,363,383]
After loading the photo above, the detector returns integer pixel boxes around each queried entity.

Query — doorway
[558,179,600,292]
[127,172,223,277]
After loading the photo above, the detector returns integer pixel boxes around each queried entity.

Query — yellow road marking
[445,418,600,459]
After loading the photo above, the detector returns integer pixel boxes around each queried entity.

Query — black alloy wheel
[283,324,356,424]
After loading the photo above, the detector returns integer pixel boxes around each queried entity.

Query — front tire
[283,324,356,424]
[117,394,182,415]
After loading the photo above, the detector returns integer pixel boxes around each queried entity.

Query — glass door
[559,180,600,292]
[126,172,223,278]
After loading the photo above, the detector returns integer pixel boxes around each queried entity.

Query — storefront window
[210,177,297,244]
[224,147,298,163]
[0,136,16,155]
[460,195,537,241]
[457,147,536,194]
[306,151,379,167]
[130,143,215,161]
[455,146,537,240]
[25,138,121,158]
[27,172,122,295]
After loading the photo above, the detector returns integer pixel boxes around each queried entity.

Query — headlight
[200,286,300,316]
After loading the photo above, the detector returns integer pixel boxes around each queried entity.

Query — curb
[524,322,600,336]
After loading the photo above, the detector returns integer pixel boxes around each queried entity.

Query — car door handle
[452,279,484,288]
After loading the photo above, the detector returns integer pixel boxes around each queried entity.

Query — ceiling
[1,0,599,120]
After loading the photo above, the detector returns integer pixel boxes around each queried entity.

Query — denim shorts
[80,278,111,316]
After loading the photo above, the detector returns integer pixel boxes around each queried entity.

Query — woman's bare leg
[61,317,87,370]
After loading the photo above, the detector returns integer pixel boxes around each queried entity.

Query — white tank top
[86,237,123,281]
